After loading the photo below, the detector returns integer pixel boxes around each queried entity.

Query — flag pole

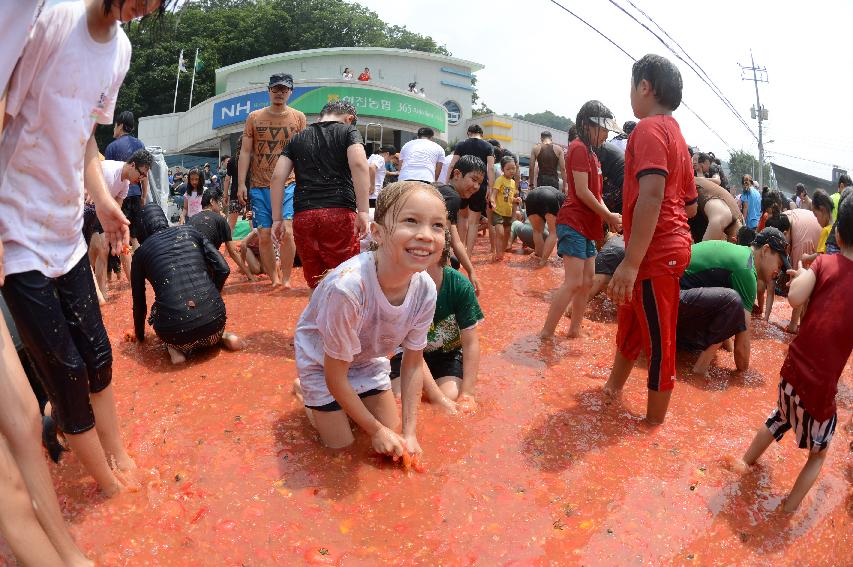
[173,49,184,113]
[188,47,199,109]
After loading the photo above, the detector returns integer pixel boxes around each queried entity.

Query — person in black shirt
[270,100,370,289]
[433,155,487,294]
[188,189,255,280]
[593,141,625,215]
[449,124,495,256]
[131,204,243,365]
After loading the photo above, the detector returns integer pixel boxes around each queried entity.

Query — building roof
[215,47,484,94]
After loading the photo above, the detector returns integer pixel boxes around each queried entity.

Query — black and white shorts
[765,379,837,453]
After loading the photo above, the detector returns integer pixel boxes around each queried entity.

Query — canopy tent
[770,162,834,198]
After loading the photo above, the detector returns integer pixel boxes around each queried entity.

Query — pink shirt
[783,209,822,267]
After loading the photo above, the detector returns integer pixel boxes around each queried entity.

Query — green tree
[512,110,574,132]
[100,0,449,149]
[726,149,770,186]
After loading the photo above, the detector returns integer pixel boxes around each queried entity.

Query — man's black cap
[754,227,791,270]
[269,73,294,89]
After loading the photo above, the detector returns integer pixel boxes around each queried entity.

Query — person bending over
[524,185,565,265]
[188,188,256,281]
[131,204,243,365]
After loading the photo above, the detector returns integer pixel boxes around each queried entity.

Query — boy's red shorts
[293,208,359,288]
[615,274,680,392]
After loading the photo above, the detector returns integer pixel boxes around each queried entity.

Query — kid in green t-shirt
[391,233,484,413]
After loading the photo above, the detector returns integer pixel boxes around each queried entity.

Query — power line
[546,0,734,151]
[606,0,757,141]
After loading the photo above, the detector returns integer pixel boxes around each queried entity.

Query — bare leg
[91,234,109,300]
[258,228,280,287]
[693,342,722,375]
[436,377,462,401]
[0,437,65,567]
[465,209,479,258]
[646,389,673,425]
[89,385,137,486]
[742,425,775,466]
[244,248,261,276]
[784,449,828,512]
[119,251,131,283]
[539,214,559,266]
[540,255,585,337]
[493,224,505,261]
[566,257,594,337]
[0,321,91,566]
[91,266,105,306]
[279,220,296,288]
[63,429,123,496]
[228,211,238,232]
[603,350,634,400]
[166,345,186,365]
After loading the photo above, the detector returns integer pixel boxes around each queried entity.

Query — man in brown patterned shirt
[237,73,307,287]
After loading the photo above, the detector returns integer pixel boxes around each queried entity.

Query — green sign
[290,86,446,133]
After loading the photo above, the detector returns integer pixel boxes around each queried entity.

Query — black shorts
[595,235,625,276]
[305,387,386,412]
[525,186,564,218]
[676,287,746,352]
[82,203,103,246]
[536,174,560,189]
[2,254,113,434]
[122,195,142,240]
[459,182,488,213]
[389,349,463,380]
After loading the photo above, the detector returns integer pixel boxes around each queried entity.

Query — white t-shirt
[367,153,386,199]
[399,138,445,182]
[101,160,129,201]
[0,2,131,278]
[185,191,204,218]
[295,252,437,407]
[436,154,453,184]
[0,1,43,90]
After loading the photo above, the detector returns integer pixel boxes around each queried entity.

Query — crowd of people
[0,2,850,564]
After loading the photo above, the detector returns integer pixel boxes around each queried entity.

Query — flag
[194,55,204,73]
[178,51,187,73]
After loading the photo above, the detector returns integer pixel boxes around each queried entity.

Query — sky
[351,0,853,179]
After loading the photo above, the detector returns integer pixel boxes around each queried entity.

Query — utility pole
[740,51,768,186]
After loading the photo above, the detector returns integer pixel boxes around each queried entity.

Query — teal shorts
[491,212,513,226]
[556,224,596,259]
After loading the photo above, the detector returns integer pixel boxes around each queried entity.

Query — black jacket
[131,204,230,343]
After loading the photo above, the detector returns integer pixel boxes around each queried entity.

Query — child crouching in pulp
[729,196,853,512]
[293,181,447,456]
[391,228,484,413]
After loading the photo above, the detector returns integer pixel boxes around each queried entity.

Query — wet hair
[439,227,452,266]
[220,155,230,165]
[838,190,853,246]
[838,174,852,188]
[795,183,807,197]
[201,188,223,208]
[379,145,396,154]
[102,0,176,18]
[764,208,791,233]
[631,54,683,111]
[127,148,152,169]
[467,124,483,135]
[623,121,637,135]
[541,131,552,140]
[576,100,614,148]
[115,110,135,132]
[320,100,357,118]
[761,187,784,215]
[568,126,578,142]
[487,139,501,148]
[417,127,434,139]
[697,153,711,164]
[500,155,516,171]
[185,169,204,196]
[811,188,834,215]
[451,155,486,178]
[370,181,447,249]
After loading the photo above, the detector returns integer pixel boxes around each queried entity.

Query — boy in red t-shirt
[729,197,853,512]
[540,100,622,338]
[602,54,698,424]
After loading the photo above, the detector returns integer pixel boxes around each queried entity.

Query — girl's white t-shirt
[295,252,437,407]
[101,160,129,201]
[0,2,43,89]
[186,192,204,218]
[0,2,131,277]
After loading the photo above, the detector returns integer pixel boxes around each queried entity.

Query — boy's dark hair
[541,131,552,140]
[379,145,396,154]
[838,174,851,187]
[761,187,784,215]
[467,124,483,135]
[102,0,177,18]
[765,209,791,233]
[697,152,710,164]
[811,188,834,214]
[320,100,357,118]
[451,155,486,178]
[115,110,135,132]
[838,189,853,245]
[631,54,683,111]
[417,127,434,139]
[201,188,223,208]
[795,183,807,197]
[623,121,637,135]
[127,148,153,169]
[568,125,578,142]
[500,155,515,170]
[220,155,230,164]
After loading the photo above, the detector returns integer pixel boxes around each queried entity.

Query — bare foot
[785,323,799,334]
[291,378,305,405]
[112,455,141,492]
[221,332,246,351]
[282,279,292,289]
[722,454,750,474]
[566,326,582,338]
[538,330,555,340]
[691,363,710,376]
[167,345,186,365]
[537,258,549,268]
[602,383,622,402]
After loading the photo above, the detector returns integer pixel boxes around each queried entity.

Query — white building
[140,47,483,157]
[465,113,571,162]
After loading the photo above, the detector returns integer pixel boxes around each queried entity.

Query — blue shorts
[250,183,296,228]
[556,224,597,259]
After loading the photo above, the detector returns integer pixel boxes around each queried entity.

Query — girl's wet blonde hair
[369,181,448,251]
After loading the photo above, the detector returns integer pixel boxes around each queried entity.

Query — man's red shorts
[615,274,681,392]
[293,208,359,288]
